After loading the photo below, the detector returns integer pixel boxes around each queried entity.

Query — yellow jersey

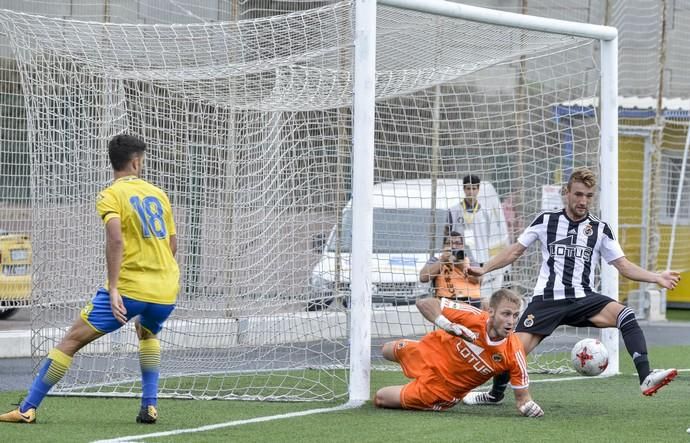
[96,176,179,304]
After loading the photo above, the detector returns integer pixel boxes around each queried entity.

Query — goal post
[599,35,620,376]
[0,0,619,405]
[349,0,620,400]
[349,0,377,405]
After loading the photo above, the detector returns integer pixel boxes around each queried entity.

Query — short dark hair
[463,175,480,185]
[108,134,146,171]
[443,230,464,246]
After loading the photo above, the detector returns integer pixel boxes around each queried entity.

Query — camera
[451,249,465,261]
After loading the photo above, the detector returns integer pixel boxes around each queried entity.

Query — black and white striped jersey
[517,209,624,300]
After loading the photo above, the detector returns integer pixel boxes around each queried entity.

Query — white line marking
[532,368,689,383]
[532,375,604,383]
[468,367,688,388]
[91,400,364,443]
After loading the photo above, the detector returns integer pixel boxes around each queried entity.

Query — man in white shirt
[447,175,509,302]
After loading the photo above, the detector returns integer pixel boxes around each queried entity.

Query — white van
[307,179,507,310]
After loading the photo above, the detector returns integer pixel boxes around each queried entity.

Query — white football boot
[640,368,677,396]
[462,391,504,405]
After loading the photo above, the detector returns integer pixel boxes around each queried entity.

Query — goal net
[0,0,617,401]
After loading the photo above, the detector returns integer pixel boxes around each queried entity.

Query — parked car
[307,179,506,310]
[0,230,31,319]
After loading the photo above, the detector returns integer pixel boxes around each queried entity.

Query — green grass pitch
[1,345,689,443]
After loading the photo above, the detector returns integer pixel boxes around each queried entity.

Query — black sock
[489,371,510,400]
[618,306,650,383]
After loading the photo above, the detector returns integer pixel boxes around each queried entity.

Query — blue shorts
[80,288,175,335]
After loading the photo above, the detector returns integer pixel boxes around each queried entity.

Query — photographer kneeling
[419,231,484,309]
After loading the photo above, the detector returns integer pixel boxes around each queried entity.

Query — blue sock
[139,338,161,408]
[20,349,72,412]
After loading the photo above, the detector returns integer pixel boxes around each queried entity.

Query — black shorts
[514,293,616,336]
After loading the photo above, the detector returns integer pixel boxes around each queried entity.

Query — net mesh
[0,1,607,399]
[0,2,688,308]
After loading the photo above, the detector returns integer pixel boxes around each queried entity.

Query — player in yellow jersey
[0,134,179,425]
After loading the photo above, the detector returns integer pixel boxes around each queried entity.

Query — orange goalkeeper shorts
[393,339,461,411]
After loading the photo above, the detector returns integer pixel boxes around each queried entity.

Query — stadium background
[0,0,688,388]
[0,4,688,441]
[0,0,688,316]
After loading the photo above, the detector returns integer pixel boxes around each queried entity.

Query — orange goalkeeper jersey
[416,299,529,396]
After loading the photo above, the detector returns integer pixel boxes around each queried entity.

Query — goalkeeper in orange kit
[374,289,543,417]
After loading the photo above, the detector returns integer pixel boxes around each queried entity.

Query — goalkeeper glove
[434,315,477,342]
[519,400,544,418]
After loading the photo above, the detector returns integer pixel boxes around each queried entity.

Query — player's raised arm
[416,297,477,342]
[609,257,680,290]
[416,296,443,320]
[467,242,526,278]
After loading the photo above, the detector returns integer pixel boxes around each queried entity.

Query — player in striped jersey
[0,134,179,424]
[374,289,544,417]
[463,167,679,407]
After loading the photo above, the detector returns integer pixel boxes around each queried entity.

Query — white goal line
[90,400,364,443]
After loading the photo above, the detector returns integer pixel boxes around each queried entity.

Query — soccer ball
[571,338,609,376]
